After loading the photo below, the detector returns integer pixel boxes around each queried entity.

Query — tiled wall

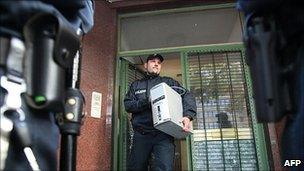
[77,1,117,170]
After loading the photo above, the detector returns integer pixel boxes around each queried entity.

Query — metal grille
[187,51,258,170]
[127,65,145,85]
[125,64,145,168]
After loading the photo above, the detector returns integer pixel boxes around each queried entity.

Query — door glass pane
[187,51,258,170]
[120,7,242,51]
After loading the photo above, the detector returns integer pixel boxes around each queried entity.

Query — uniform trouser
[0,68,60,171]
[281,44,304,170]
[128,130,175,171]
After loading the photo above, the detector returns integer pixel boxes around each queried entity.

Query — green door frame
[180,43,270,170]
[119,59,129,171]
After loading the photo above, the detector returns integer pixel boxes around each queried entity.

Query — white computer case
[150,82,191,139]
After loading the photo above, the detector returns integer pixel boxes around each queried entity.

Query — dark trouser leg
[128,131,153,171]
[2,97,59,171]
[281,44,304,170]
[1,67,59,171]
[152,133,175,171]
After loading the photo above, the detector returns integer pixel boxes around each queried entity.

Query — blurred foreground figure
[237,0,303,169]
[0,1,94,170]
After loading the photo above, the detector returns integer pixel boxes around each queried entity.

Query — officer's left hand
[182,117,191,132]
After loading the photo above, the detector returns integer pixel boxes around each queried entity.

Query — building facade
[77,1,285,170]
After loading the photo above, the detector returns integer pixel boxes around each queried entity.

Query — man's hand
[182,117,191,132]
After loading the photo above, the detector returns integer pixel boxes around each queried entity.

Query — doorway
[118,53,184,171]
[114,3,269,171]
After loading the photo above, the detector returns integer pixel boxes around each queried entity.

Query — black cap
[146,54,164,63]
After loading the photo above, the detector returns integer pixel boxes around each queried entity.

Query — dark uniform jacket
[124,74,197,130]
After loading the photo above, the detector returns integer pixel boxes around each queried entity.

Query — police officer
[237,0,304,170]
[0,1,94,170]
[124,54,197,171]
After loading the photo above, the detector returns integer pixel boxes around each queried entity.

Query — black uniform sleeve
[124,82,150,114]
[168,78,197,120]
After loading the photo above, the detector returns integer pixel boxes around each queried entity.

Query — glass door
[184,47,268,170]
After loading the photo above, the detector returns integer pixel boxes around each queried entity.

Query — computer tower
[150,82,191,139]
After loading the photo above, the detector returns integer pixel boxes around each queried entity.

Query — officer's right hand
[181,117,191,132]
